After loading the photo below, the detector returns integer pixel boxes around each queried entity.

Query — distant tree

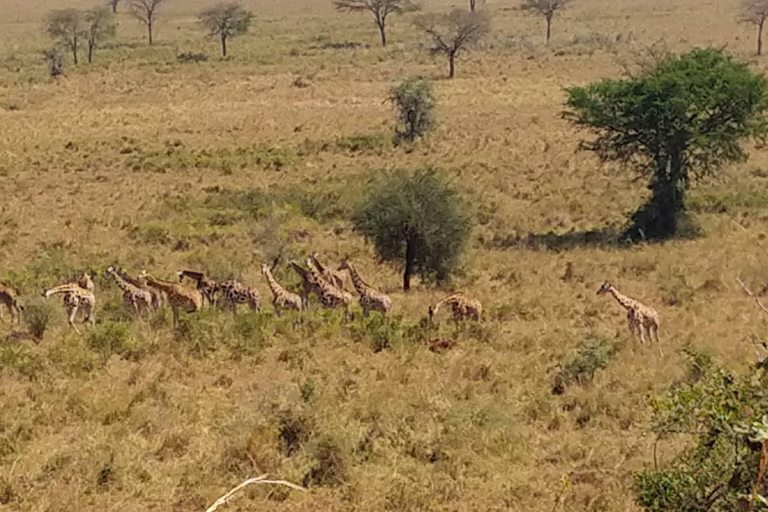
[414,10,490,79]
[127,0,165,45]
[469,0,486,12]
[566,48,768,241]
[43,48,65,77]
[199,3,254,57]
[333,0,418,47]
[84,6,116,63]
[522,0,572,46]
[108,0,120,14]
[740,0,768,56]
[388,77,436,143]
[353,169,472,291]
[46,9,85,65]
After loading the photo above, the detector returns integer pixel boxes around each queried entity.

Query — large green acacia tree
[566,48,768,241]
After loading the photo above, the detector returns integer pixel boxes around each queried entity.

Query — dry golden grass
[1,0,768,511]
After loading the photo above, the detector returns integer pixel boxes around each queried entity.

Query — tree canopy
[199,3,254,57]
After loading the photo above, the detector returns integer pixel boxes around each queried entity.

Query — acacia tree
[522,0,572,46]
[353,169,471,291]
[46,9,85,65]
[199,3,253,57]
[127,0,165,45]
[414,10,489,79]
[84,6,116,63]
[741,0,768,56]
[566,48,768,241]
[389,77,436,142]
[333,0,418,47]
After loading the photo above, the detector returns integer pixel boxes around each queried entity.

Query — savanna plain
[1,0,767,510]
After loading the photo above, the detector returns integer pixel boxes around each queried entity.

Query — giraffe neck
[108,270,135,293]
[264,269,283,296]
[290,262,311,281]
[45,283,84,297]
[345,262,368,295]
[118,269,142,288]
[180,270,206,285]
[145,276,178,294]
[311,254,326,273]
[609,287,635,311]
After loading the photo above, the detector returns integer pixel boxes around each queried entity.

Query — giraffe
[43,282,96,334]
[213,280,261,314]
[305,257,352,321]
[429,293,483,322]
[138,271,202,328]
[310,252,346,290]
[288,260,323,308]
[116,267,165,311]
[78,272,94,291]
[262,264,303,315]
[0,285,23,324]
[106,266,152,317]
[178,270,218,307]
[597,282,661,356]
[337,257,391,317]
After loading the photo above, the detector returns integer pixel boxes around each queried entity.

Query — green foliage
[23,297,57,341]
[86,321,147,361]
[353,168,472,290]
[635,350,768,512]
[199,3,254,57]
[0,345,43,378]
[566,48,768,241]
[350,313,405,352]
[389,78,436,143]
[552,337,618,394]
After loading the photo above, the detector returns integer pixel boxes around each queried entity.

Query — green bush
[389,77,436,143]
[23,297,57,340]
[552,337,618,394]
[86,321,145,361]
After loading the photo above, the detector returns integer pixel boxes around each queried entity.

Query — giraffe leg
[0,304,5,322]
[638,320,646,346]
[651,323,662,356]
[84,303,95,329]
[67,305,81,335]
[172,306,179,328]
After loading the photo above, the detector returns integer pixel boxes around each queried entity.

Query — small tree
[127,0,165,45]
[566,48,768,241]
[414,10,490,79]
[741,0,768,56]
[46,9,85,65]
[333,0,418,47]
[43,48,65,78]
[108,0,120,13]
[388,77,436,143]
[199,3,254,58]
[522,0,572,46]
[353,169,472,291]
[84,6,116,63]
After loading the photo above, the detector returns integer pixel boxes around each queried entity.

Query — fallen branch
[205,474,306,512]
[737,277,768,315]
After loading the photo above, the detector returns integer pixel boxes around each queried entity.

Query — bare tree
[333,0,418,47]
[741,0,768,55]
[522,0,572,46]
[84,6,116,63]
[46,9,85,65]
[414,10,490,79]
[199,3,254,57]
[469,0,486,12]
[108,0,120,14]
[127,0,165,45]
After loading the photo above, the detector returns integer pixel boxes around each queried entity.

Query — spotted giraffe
[44,282,96,334]
[214,280,261,314]
[262,264,302,315]
[106,266,152,316]
[116,267,165,311]
[338,257,391,317]
[138,271,202,328]
[178,270,218,307]
[305,257,352,321]
[429,293,483,322]
[78,272,94,292]
[0,285,23,324]
[310,252,346,290]
[597,282,661,356]
[288,260,323,308]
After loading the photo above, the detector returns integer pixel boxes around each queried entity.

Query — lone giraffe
[178,270,218,307]
[429,293,482,322]
[288,260,323,308]
[116,267,165,311]
[139,271,202,328]
[310,252,346,290]
[106,266,152,317]
[44,281,96,334]
[597,282,661,356]
[305,257,352,321]
[338,257,391,317]
[262,264,302,315]
[0,285,23,324]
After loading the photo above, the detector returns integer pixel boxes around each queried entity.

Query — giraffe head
[337,257,350,272]
[137,270,149,283]
[261,263,270,276]
[597,282,613,295]
[177,270,185,282]
[106,266,115,274]
[79,272,94,291]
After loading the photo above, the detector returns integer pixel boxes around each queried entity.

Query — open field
[2,0,768,511]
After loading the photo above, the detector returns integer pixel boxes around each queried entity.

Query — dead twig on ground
[205,474,306,512]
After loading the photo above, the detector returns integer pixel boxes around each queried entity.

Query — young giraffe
[178,270,218,307]
[44,282,96,334]
[288,260,323,308]
[106,266,152,317]
[214,280,261,315]
[0,285,23,324]
[597,282,661,356]
[116,267,165,311]
[262,264,303,315]
[337,257,391,317]
[138,271,202,328]
[305,257,352,321]
[429,293,483,322]
[310,252,346,290]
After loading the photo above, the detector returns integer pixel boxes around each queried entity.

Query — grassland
[1,0,768,510]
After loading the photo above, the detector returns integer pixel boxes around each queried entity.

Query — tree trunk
[111,0,118,13]
[403,238,414,291]
[759,18,764,56]
[546,15,552,46]
[148,19,153,45]
[221,35,227,57]
[469,0,476,11]
[88,42,94,63]
[72,40,78,65]
[448,52,455,79]
[378,20,387,47]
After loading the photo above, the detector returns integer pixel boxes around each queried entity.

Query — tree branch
[204,474,306,512]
